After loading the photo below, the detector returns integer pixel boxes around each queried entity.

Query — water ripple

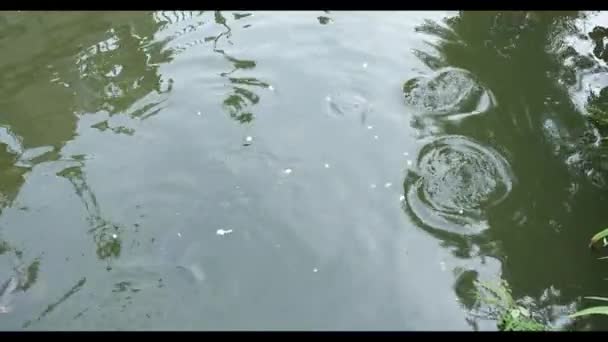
[325,91,372,122]
[403,135,514,235]
[403,67,496,119]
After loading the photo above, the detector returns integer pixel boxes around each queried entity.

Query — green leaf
[590,228,608,247]
[518,306,530,317]
[569,306,608,318]
[584,296,608,302]
[510,309,521,319]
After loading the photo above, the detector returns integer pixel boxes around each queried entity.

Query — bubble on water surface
[403,135,514,236]
[243,136,253,146]
[403,67,495,119]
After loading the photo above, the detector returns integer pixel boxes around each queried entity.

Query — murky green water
[1,10,608,330]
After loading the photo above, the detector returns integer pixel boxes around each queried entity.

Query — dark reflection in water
[0,11,174,261]
[0,12,173,151]
[212,11,269,124]
[403,11,608,329]
[553,15,608,190]
[56,164,123,261]
[0,140,28,212]
[0,12,174,324]
[0,113,44,316]
[72,20,173,119]
[22,277,86,329]
[0,11,277,328]
[0,238,40,315]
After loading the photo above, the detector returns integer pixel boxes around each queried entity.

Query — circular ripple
[325,91,371,121]
[404,135,514,235]
[403,68,495,118]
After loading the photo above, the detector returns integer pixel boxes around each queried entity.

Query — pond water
[1,10,608,330]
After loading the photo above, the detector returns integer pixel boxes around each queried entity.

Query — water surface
[1,11,608,330]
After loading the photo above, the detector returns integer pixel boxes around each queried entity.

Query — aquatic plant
[475,280,547,331]
[570,227,608,319]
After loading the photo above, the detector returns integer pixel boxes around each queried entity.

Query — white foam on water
[216,229,233,236]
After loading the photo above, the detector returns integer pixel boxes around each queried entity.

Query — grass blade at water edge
[584,296,608,302]
[589,228,608,248]
[570,306,608,318]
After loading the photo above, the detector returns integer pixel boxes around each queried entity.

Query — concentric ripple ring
[404,135,514,235]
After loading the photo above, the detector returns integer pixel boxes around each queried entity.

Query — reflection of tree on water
[22,277,86,329]
[212,11,269,124]
[0,132,42,313]
[403,11,608,329]
[0,12,174,151]
[73,17,174,121]
[56,164,122,261]
[566,20,608,188]
[0,139,28,213]
[151,11,265,124]
[0,12,175,265]
[0,238,41,314]
[0,14,177,325]
[589,25,608,63]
